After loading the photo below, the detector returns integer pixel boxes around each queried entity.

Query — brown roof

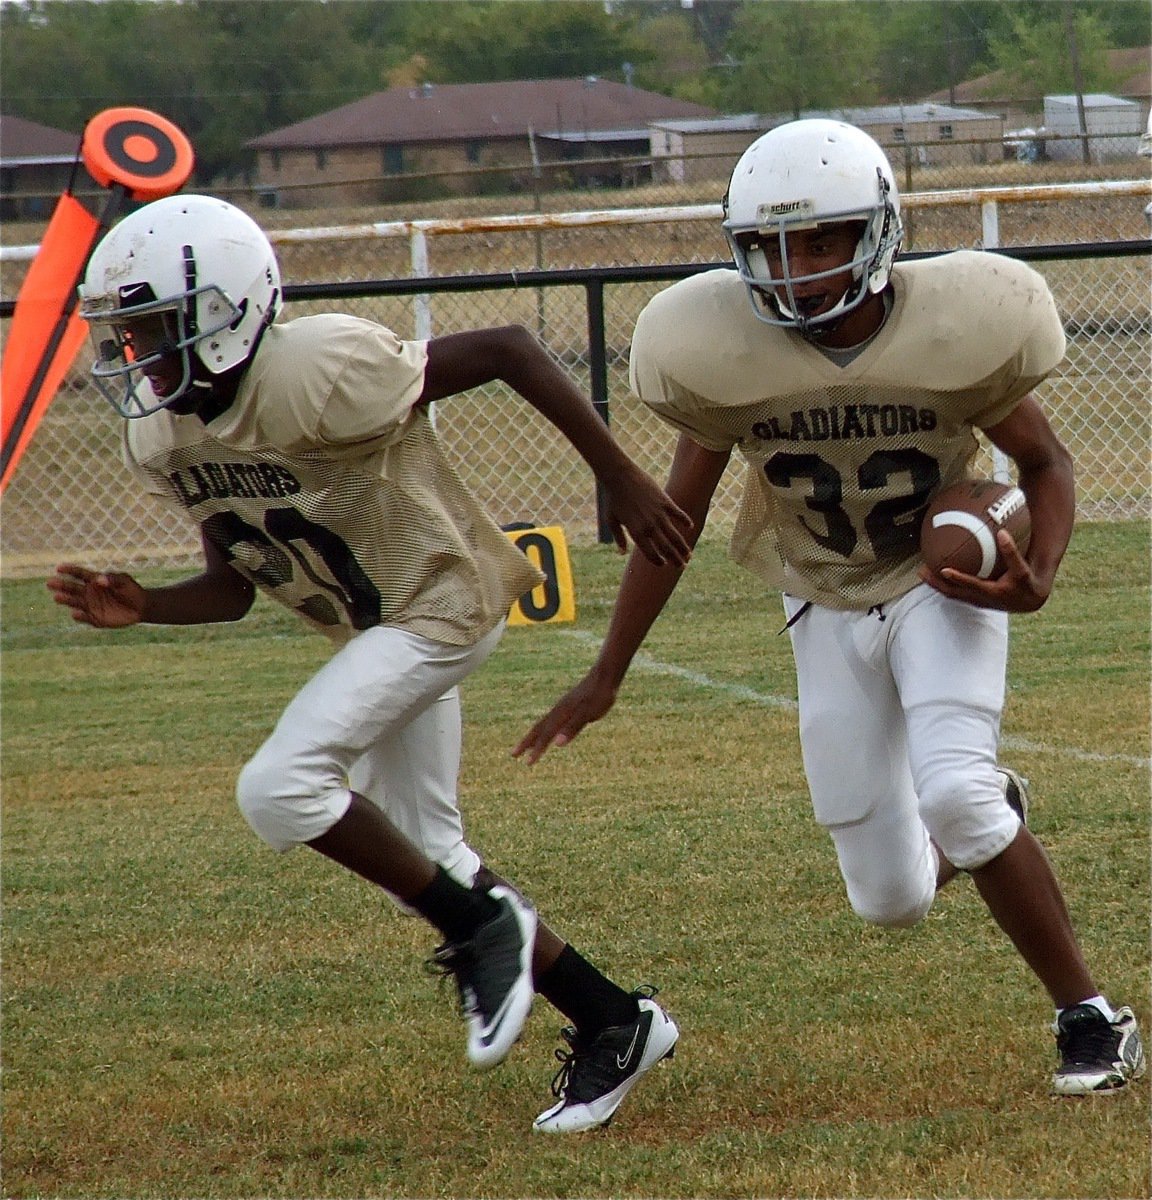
[247,78,718,150]
[927,45,1151,105]
[0,113,80,160]
[1102,45,1152,97]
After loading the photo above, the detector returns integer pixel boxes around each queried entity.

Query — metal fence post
[980,200,1012,483]
[980,198,1000,250]
[410,226,432,340]
[585,277,614,545]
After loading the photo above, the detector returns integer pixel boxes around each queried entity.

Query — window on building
[466,140,483,165]
[939,124,954,140]
[271,150,281,172]
[892,126,906,143]
[383,145,404,174]
[315,149,327,170]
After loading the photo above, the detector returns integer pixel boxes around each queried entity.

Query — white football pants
[236,622,505,890]
[784,584,1020,928]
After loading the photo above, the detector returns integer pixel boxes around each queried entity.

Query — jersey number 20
[202,507,382,630]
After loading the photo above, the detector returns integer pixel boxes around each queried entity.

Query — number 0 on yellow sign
[505,525,576,626]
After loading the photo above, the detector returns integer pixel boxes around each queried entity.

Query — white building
[1042,94,1144,161]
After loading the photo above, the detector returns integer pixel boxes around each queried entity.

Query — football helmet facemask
[79,195,282,418]
[722,119,903,332]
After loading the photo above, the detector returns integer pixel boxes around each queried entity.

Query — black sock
[409,866,501,943]
[535,945,639,1038]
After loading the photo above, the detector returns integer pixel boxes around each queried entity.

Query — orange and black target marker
[1,107,193,491]
[81,107,194,201]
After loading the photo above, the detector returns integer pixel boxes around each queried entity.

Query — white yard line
[560,629,1151,769]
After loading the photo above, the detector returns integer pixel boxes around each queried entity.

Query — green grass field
[2,524,1149,1199]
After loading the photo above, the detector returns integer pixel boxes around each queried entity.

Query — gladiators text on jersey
[748,403,938,444]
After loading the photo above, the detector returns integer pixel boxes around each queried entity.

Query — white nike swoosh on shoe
[476,987,521,1046]
[616,1023,643,1071]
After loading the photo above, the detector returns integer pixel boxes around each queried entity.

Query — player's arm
[47,530,255,628]
[923,393,1075,612]
[418,325,693,567]
[515,434,730,764]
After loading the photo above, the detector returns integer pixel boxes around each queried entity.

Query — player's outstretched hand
[602,464,694,567]
[46,563,148,628]
[918,529,1052,612]
[513,672,617,765]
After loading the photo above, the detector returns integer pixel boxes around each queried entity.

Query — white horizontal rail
[904,178,1151,206]
[270,203,721,244]
[2,180,1148,264]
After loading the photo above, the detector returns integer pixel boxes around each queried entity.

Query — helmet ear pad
[228,298,250,332]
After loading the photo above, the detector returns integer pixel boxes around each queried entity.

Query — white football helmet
[722,119,904,331]
[79,195,282,417]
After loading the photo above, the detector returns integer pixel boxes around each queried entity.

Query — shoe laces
[426,940,475,1016]
[547,984,660,1099]
[548,1025,584,1098]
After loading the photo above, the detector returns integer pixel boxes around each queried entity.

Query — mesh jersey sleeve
[315,323,429,450]
[629,290,741,454]
[956,257,1067,431]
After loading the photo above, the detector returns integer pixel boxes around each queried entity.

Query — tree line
[1,0,1145,185]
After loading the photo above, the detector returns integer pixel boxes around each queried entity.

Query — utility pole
[1063,7,1092,166]
[945,6,957,106]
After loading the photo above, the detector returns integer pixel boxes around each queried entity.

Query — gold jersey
[630,250,1066,609]
[124,314,544,645]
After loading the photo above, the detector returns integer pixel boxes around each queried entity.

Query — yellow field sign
[505,524,576,626]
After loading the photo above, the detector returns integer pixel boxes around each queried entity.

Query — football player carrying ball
[519,120,1144,1098]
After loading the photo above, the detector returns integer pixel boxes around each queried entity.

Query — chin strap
[803,285,894,346]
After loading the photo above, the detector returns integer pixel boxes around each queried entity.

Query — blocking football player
[47,195,687,1131]
[517,120,1144,1095]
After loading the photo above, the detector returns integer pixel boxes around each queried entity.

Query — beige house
[649,114,763,184]
[246,78,718,207]
[816,104,1005,167]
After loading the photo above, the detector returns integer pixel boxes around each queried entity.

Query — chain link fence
[6,133,1145,225]
[1,180,1148,578]
[222,134,1152,217]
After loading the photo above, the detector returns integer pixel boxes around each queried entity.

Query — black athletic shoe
[429,885,536,1070]
[533,986,679,1132]
[1053,1003,1146,1095]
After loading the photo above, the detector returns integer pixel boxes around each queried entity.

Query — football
[920,479,1031,579]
